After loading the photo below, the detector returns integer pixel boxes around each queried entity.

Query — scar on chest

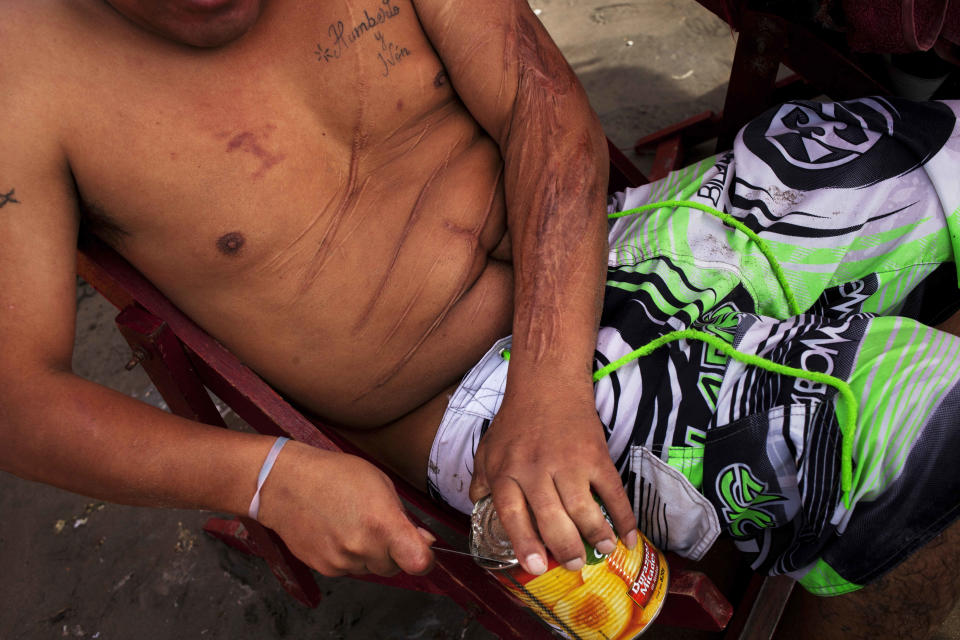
[216,231,246,256]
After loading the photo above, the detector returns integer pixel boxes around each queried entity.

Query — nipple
[216,231,246,256]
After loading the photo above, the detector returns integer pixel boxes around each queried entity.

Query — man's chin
[165,3,264,48]
[107,0,264,48]
[171,18,259,48]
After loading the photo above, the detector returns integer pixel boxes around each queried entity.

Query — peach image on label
[495,535,669,640]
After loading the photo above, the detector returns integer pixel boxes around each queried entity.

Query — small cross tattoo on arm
[0,188,20,208]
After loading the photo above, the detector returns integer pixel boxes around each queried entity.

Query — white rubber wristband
[247,436,290,520]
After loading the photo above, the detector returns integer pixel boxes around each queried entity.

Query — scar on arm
[0,188,20,208]
[216,231,246,256]
[433,69,448,88]
[503,12,607,363]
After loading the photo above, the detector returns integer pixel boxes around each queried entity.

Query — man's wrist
[504,342,597,390]
[503,361,597,408]
[185,431,291,520]
[247,436,291,520]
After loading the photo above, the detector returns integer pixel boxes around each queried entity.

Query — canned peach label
[469,495,669,639]
[494,533,669,640]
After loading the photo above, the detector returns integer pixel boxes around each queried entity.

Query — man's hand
[469,388,637,575]
[258,442,435,577]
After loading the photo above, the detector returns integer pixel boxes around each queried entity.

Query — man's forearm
[415,0,636,572]
[1,369,268,515]
[499,11,609,391]
[0,368,436,578]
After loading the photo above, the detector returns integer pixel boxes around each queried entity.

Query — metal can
[469,496,669,639]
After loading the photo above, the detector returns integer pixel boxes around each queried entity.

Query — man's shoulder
[0,1,99,129]
[0,1,87,165]
[0,1,81,85]
[0,0,76,49]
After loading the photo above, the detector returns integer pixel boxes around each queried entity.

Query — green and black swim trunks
[428,97,960,595]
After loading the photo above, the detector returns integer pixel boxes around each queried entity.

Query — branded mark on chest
[218,125,285,179]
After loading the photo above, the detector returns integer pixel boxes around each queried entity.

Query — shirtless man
[0,0,635,582]
[1,2,958,639]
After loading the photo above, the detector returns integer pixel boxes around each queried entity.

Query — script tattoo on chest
[374,32,410,77]
[314,0,411,77]
[0,188,19,208]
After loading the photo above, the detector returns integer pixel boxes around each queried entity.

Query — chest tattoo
[313,0,404,69]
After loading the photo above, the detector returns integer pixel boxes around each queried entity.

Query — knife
[431,545,518,570]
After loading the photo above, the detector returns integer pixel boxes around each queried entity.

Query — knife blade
[431,545,518,570]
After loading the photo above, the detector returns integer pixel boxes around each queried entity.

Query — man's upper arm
[0,66,81,376]
[412,0,590,147]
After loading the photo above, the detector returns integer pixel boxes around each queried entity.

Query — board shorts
[427,97,960,596]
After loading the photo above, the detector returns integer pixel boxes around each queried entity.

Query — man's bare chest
[64,0,474,278]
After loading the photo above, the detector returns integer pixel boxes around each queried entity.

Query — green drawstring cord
[503,200,859,508]
[608,199,802,316]
[592,328,858,508]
